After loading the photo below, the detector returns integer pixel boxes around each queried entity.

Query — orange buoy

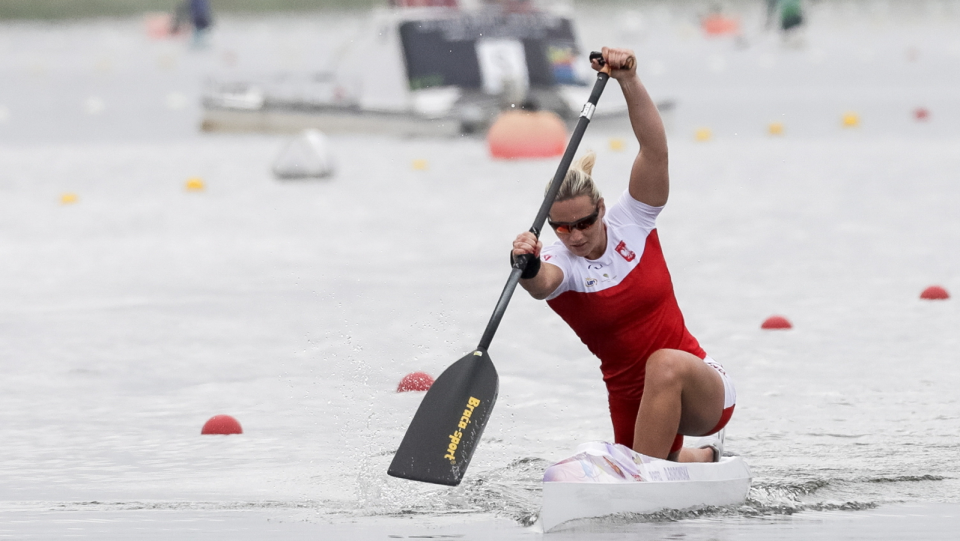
[397,372,435,392]
[761,315,792,330]
[487,110,567,159]
[201,415,243,435]
[920,285,949,300]
[702,15,740,36]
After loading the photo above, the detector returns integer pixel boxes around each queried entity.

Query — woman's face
[548,195,606,259]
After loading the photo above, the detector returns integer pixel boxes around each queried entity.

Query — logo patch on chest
[615,240,636,262]
[585,277,599,287]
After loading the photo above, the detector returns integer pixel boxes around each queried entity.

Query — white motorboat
[200,3,638,136]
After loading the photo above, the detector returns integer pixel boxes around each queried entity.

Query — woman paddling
[511,47,735,463]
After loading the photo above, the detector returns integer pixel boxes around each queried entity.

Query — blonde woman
[511,47,735,463]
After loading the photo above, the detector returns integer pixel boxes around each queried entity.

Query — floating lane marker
[412,159,429,170]
[185,177,205,191]
[920,285,949,300]
[397,371,435,392]
[761,315,792,330]
[609,138,626,151]
[84,97,105,115]
[201,415,243,435]
[487,110,567,159]
[694,128,712,142]
[841,112,860,128]
[60,193,78,205]
[165,92,188,110]
[768,122,784,136]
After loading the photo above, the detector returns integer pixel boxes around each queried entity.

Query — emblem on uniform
[585,278,598,287]
[615,240,636,262]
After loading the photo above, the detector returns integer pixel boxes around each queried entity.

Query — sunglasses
[547,205,601,234]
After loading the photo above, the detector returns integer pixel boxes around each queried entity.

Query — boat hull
[200,107,462,137]
[540,442,751,532]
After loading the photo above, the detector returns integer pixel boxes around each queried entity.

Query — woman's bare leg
[631,349,726,461]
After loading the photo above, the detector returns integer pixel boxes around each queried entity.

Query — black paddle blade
[388,349,499,486]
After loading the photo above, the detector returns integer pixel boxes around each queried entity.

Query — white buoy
[84,97,105,115]
[165,92,188,111]
[271,129,335,179]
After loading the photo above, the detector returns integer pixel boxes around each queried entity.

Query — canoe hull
[540,442,751,532]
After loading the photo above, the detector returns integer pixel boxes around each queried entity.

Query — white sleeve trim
[612,190,663,230]
[540,244,571,301]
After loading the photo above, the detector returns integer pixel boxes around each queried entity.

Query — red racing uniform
[540,190,734,450]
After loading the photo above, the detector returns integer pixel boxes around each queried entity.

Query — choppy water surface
[1,1,959,538]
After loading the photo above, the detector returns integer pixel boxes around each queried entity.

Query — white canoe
[540,442,752,532]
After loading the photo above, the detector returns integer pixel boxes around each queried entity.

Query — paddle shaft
[477,71,610,351]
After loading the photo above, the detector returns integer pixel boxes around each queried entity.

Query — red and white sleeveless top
[540,191,706,400]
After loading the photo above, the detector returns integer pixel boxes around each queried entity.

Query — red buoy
[761,315,793,330]
[920,285,949,300]
[201,415,243,435]
[914,108,930,121]
[397,371,434,392]
[487,110,567,159]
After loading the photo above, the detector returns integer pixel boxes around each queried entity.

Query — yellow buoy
[694,128,712,142]
[768,122,784,136]
[60,193,78,205]
[842,112,860,128]
[412,159,428,171]
[185,177,205,191]
[609,138,626,151]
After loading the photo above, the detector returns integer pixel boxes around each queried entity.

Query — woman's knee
[644,349,691,390]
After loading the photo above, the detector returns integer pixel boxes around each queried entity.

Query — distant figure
[765,0,778,28]
[172,0,213,48]
[189,0,213,32]
[767,0,804,33]
[778,0,804,32]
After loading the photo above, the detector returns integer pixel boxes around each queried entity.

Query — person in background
[778,0,804,32]
[767,0,804,34]
[189,0,213,48]
[172,0,213,48]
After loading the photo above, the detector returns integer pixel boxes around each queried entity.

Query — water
[1,2,959,538]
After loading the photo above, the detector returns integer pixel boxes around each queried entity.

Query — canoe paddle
[387,52,620,486]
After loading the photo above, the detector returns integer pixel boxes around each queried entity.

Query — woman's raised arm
[594,47,669,207]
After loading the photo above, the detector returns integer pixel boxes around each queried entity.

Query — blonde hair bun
[548,151,602,204]
[574,151,596,176]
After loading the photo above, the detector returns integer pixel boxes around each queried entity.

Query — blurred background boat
[199,0,644,136]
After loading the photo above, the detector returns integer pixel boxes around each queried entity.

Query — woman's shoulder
[607,190,664,230]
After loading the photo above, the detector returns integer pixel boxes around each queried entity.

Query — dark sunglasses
[548,205,600,234]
